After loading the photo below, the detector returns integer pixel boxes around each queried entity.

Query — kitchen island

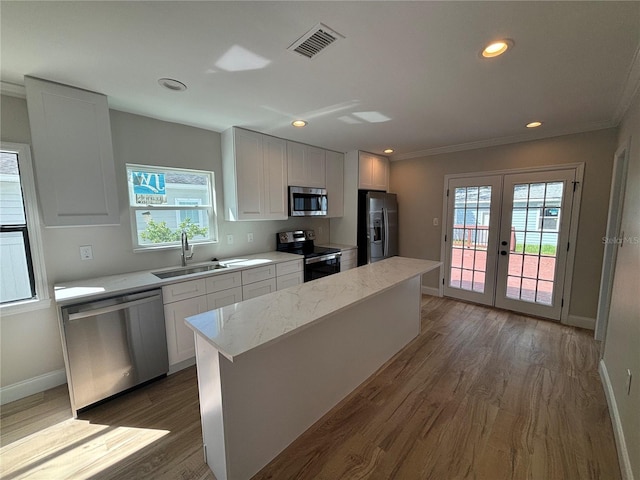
[185,256,441,480]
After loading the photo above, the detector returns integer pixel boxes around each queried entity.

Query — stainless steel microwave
[289,186,328,217]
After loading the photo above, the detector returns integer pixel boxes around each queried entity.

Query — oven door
[304,253,341,282]
[289,187,328,217]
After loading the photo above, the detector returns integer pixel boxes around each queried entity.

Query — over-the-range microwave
[289,186,328,217]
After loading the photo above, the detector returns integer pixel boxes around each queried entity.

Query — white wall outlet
[79,245,93,261]
[227,234,234,245]
[247,232,254,243]
[433,217,439,226]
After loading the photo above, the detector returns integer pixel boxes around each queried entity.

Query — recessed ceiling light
[526,121,543,128]
[157,78,187,92]
[481,39,513,58]
[291,120,307,127]
[384,149,394,154]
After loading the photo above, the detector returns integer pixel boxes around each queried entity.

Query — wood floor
[1,296,620,479]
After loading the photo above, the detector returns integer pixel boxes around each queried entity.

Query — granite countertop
[185,256,441,362]
[54,251,302,306]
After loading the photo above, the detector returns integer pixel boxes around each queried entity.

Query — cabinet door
[24,77,119,226]
[372,155,389,191]
[162,279,207,303]
[277,271,304,290]
[241,264,276,284]
[164,295,209,365]
[287,141,306,186]
[205,271,242,294]
[207,286,243,309]
[325,151,344,217]
[358,152,374,189]
[242,278,277,300]
[306,146,326,188]
[235,129,265,219]
[263,135,288,220]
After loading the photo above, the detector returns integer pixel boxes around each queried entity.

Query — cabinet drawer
[276,271,304,291]
[162,279,207,304]
[207,287,243,309]
[340,248,357,262]
[276,259,303,276]
[205,271,242,294]
[242,264,276,285]
[341,260,357,272]
[242,278,277,300]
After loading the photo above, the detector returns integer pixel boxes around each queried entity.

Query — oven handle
[305,252,342,265]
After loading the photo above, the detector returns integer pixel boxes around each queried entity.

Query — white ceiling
[1,1,639,159]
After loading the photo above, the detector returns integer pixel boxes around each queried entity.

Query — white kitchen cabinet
[205,271,242,293]
[222,127,287,221]
[325,150,344,217]
[340,248,358,271]
[276,259,304,290]
[162,278,206,303]
[287,141,326,188]
[241,264,276,285]
[276,271,304,290]
[243,278,277,300]
[207,287,243,310]
[24,77,120,226]
[164,295,209,366]
[358,151,389,191]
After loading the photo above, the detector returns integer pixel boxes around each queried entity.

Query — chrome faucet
[180,231,194,266]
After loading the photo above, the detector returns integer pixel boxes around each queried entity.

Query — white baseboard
[168,356,196,375]
[599,360,634,480]
[564,314,596,330]
[421,286,441,297]
[0,369,67,406]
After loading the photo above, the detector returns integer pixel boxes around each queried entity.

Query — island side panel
[219,276,421,480]
[195,335,228,480]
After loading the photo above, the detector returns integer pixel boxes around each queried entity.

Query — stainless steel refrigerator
[357,190,399,266]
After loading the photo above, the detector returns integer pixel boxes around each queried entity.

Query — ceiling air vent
[288,23,344,60]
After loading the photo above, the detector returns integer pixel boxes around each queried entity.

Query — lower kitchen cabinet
[207,287,243,310]
[276,271,304,290]
[243,278,277,300]
[164,295,209,366]
[340,248,358,271]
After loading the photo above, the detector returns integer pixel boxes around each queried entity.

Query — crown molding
[390,120,617,162]
[0,81,26,98]
[612,42,640,125]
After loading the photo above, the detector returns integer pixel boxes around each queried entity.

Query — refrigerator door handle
[382,207,388,257]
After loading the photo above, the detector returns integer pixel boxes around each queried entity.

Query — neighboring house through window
[126,163,217,250]
[0,143,49,310]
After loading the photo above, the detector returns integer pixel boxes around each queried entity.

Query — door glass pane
[449,185,491,293]
[505,181,563,305]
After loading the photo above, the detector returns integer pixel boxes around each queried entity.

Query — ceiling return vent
[287,23,344,59]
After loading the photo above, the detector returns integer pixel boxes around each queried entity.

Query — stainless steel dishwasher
[61,289,168,415]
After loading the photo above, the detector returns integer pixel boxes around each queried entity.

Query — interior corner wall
[602,91,640,480]
[389,128,618,320]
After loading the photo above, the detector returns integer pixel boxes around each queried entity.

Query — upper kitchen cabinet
[24,77,120,226]
[287,141,326,188]
[222,127,287,221]
[358,151,389,191]
[325,150,344,217]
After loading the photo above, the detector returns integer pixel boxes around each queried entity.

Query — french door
[443,168,577,320]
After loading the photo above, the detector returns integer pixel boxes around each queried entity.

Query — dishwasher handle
[66,293,162,322]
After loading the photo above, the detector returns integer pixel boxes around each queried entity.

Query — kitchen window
[0,143,49,312]
[127,164,217,250]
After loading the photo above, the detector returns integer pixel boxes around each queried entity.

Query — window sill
[0,297,53,317]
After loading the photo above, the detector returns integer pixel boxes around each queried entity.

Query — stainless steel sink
[153,264,228,279]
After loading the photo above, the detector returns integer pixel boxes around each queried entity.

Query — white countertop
[53,251,302,306]
[185,256,441,361]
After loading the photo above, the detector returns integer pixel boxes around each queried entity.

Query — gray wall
[0,95,329,388]
[603,91,639,479]
[390,128,617,320]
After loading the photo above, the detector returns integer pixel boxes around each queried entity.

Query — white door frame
[595,141,630,342]
[440,163,584,324]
